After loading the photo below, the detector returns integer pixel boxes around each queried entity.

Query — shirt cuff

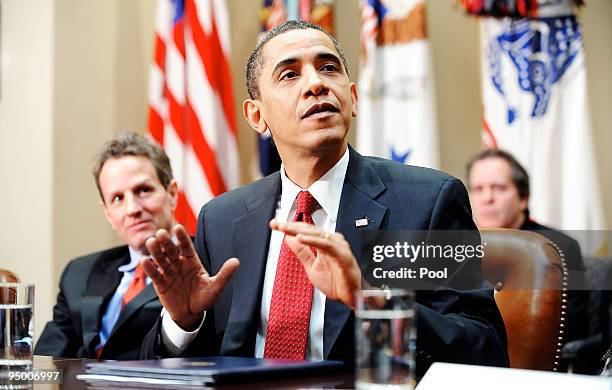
[160,307,205,355]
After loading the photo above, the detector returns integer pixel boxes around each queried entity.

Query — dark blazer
[35,246,161,360]
[520,218,589,342]
[143,147,508,373]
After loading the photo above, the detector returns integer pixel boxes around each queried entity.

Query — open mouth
[302,102,340,119]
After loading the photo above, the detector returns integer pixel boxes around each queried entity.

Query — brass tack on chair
[481,230,567,371]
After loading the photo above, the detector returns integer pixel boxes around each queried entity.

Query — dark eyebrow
[316,52,342,67]
[271,57,298,78]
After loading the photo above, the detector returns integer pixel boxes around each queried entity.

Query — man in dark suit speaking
[35,132,177,360]
[141,20,508,372]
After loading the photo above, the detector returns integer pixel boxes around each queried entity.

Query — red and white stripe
[299,0,312,21]
[266,0,288,31]
[360,1,379,42]
[148,0,239,235]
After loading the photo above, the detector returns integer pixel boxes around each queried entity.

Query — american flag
[148,0,239,235]
[360,1,378,42]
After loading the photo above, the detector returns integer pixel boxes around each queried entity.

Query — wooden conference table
[6,355,355,389]
[6,356,610,389]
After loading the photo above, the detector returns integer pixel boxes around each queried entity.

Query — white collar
[279,147,350,222]
[119,247,144,272]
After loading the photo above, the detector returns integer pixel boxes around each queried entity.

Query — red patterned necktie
[122,263,146,307]
[264,190,319,359]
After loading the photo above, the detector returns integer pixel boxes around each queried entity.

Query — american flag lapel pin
[355,218,369,227]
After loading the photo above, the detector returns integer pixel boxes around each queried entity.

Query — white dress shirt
[161,148,350,358]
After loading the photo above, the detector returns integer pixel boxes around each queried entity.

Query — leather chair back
[0,269,19,283]
[0,269,20,304]
[481,229,567,371]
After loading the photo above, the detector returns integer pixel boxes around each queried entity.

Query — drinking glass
[355,289,416,389]
[0,283,34,368]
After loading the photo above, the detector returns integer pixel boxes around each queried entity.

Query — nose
[303,67,328,97]
[481,188,495,203]
[125,193,143,216]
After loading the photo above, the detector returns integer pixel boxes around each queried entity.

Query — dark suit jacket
[143,148,508,373]
[521,218,589,342]
[35,246,162,360]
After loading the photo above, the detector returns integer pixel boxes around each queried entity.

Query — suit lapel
[324,147,388,358]
[108,283,158,339]
[81,248,129,355]
[221,174,281,356]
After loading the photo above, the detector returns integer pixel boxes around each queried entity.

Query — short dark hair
[93,132,174,202]
[245,19,350,100]
[466,149,530,199]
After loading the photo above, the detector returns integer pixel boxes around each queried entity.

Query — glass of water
[356,289,416,390]
[0,283,34,368]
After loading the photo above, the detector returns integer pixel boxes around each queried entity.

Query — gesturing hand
[142,225,240,331]
[270,220,361,309]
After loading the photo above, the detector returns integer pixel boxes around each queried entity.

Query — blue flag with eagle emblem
[479,0,606,254]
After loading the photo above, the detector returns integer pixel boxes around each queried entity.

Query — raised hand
[142,225,240,331]
[270,219,361,309]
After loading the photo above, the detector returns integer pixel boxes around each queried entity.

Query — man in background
[467,148,588,345]
[35,132,177,359]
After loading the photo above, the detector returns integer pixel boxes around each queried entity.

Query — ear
[350,82,358,117]
[167,179,179,211]
[243,99,268,135]
[519,196,528,212]
[100,199,116,230]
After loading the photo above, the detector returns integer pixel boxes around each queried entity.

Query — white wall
[582,0,612,230]
[0,0,156,339]
[0,0,55,339]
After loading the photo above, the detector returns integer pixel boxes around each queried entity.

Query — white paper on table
[416,363,612,390]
